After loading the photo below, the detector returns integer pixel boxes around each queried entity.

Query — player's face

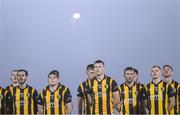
[87,69,95,80]
[124,70,134,84]
[11,71,18,84]
[151,67,161,79]
[94,63,104,76]
[48,74,59,86]
[17,71,27,84]
[163,66,173,78]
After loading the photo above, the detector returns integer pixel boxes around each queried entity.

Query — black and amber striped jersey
[168,80,180,114]
[7,84,38,114]
[6,84,16,94]
[5,84,16,114]
[77,79,91,114]
[87,75,119,114]
[38,83,72,114]
[119,82,147,114]
[0,86,5,114]
[146,80,175,114]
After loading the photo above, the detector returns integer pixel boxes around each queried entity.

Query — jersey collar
[95,74,106,83]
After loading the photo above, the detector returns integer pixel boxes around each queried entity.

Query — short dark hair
[94,60,105,65]
[18,69,28,76]
[12,70,18,73]
[87,64,94,71]
[152,65,161,70]
[163,65,173,71]
[124,67,134,75]
[133,68,138,75]
[48,70,59,78]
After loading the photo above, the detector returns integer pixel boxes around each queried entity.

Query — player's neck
[87,76,92,81]
[126,81,134,88]
[96,74,104,81]
[12,83,18,87]
[152,77,161,84]
[19,83,27,89]
[49,84,58,92]
[163,76,173,84]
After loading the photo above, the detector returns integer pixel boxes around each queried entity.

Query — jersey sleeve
[112,80,119,92]
[77,85,83,97]
[85,80,93,94]
[33,89,38,114]
[64,88,72,103]
[139,85,148,100]
[168,85,175,98]
[0,89,5,114]
[5,89,13,114]
[37,92,44,105]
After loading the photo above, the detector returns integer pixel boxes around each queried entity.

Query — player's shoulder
[119,82,125,87]
[59,83,70,91]
[27,84,38,93]
[0,86,3,90]
[5,85,11,90]
[173,80,179,85]
[146,81,152,86]
[81,80,88,86]
[0,86,5,92]
[139,82,145,86]
[106,75,117,83]
[137,82,146,88]
[105,75,113,80]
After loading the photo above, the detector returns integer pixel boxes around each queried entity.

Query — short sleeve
[112,80,119,92]
[168,85,175,98]
[64,88,72,103]
[140,86,148,100]
[37,93,44,105]
[33,89,38,114]
[77,85,83,97]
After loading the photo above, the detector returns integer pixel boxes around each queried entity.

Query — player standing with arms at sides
[146,65,175,114]
[77,64,96,114]
[7,69,38,114]
[163,65,179,114]
[38,70,73,114]
[119,67,147,114]
[87,60,121,114]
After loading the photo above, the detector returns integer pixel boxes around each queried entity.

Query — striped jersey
[87,75,119,114]
[119,82,147,114]
[168,80,179,114]
[7,84,38,114]
[38,83,72,114]
[146,80,175,114]
[77,79,91,114]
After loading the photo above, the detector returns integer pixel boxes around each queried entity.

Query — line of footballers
[0,60,179,114]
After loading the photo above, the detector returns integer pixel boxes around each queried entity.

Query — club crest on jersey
[104,85,109,89]
[135,91,138,95]
[57,95,61,99]
[161,87,165,91]
[26,93,30,98]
